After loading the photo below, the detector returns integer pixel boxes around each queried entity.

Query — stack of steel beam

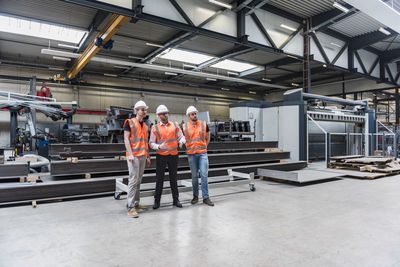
[49,141,279,159]
[0,142,307,205]
[0,163,29,180]
[49,151,290,176]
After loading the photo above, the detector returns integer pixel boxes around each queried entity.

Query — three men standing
[123,102,214,218]
[149,104,185,209]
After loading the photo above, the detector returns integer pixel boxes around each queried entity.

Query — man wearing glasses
[182,106,214,206]
[123,100,151,218]
[149,104,185,209]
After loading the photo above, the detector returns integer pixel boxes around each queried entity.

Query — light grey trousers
[127,156,146,209]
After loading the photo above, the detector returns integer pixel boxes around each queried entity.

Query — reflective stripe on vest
[153,121,179,155]
[183,120,207,154]
[126,118,149,157]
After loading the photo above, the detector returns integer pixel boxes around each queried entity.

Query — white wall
[262,107,278,141]
[278,105,299,161]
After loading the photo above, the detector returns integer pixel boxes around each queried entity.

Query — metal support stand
[396,88,399,125]
[29,76,37,151]
[361,133,365,156]
[382,132,386,155]
[10,111,18,148]
[326,133,331,168]
[114,169,256,200]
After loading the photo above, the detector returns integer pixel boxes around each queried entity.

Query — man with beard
[182,106,214,206]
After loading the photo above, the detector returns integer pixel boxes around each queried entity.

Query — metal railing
[306,116,398,168]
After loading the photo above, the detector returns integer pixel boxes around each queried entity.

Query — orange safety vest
[124,118,149,157]
[183,120,207,154]
[151,121,179,156]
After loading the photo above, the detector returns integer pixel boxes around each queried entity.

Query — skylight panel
[211,59,257,72]
[0,14,87,44]
[160,48,214,65]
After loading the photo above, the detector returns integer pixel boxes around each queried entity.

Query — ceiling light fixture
[58,43,79,49]
[249,91,257,94]
[52,56,71,61]
[287,55,298,59]
[291,83,300,87]
[104,73,118,77]
[330,42,342,48]
[48,67,65,71]
[227,71,239,76]
[333,2,349,13]
[378,27,391,36]
[221,87,230,91]
[128,55,145,60]
[323,64,327,67]
[146,42,164,48]
[262,78,271,82]
[114,65,129,69]
[208,0,232,9]
[280,24,297,32]
[165,72,178,76]
[206,78,217,81]
[183,64,196,68]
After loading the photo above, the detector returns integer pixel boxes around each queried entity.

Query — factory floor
[1,173,400,267]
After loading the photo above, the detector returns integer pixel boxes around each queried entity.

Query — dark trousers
[155,154,179,201]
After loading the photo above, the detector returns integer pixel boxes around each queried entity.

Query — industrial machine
[209,120,255,141]
[98,106,152,143]
[230,89,376,164]
[61,124,101,144]
[0,87,77,155]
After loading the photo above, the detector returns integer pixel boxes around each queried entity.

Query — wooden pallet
[330,155,364,161]
[329,155,400,179]
[344,157,393,165]
[349,173,388,180]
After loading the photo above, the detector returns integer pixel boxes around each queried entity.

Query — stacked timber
[330,155,400,179]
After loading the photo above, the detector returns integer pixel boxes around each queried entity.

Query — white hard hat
[156,104,169,115]
[134,100,148,110]
[186,105,198,116]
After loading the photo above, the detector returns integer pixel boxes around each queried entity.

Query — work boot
[153,199,160,209]
[135,204,148,211]
[203,198,214,206]
[191,195,198,204]
[128,208,139,218]
[173,200,183,208]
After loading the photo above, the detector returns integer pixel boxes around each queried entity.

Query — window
[0,14,87,44]
[159,48,215,65]
[211,59,258,72]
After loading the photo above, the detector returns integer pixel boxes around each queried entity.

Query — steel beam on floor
[49,151,290,176]
[0,161,307,205]
[0,163,29,179]
[49,142,279,158]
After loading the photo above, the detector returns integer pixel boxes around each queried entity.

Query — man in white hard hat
[149,104,185,209]
[182,106,214,206]
[123,100,151,218]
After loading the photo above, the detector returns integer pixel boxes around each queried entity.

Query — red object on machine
[36,82,51,100]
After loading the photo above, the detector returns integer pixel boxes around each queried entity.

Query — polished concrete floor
[1,175,400,267]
